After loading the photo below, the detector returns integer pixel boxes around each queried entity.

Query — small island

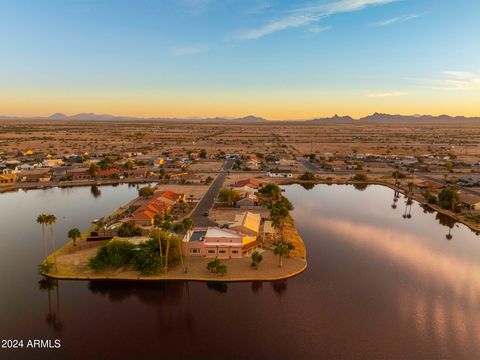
[40,181,307,282]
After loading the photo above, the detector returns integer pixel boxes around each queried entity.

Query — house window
[231,250,238,254]
[190,248,200,254]
[207,250,216,254]
[219,250,227,254]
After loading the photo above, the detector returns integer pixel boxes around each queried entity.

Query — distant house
[42,159,64,167]
[278,158,297,166]
[267,169,293,178]
[155,190,185,205]
[234,178,261,188]
[18,169,51,182]
[0,173,16,184]
[124,168,147,178]
[66,168,91,180]
[236,193,259,207]
[95,169,120,179]
[459,193,480,211]
[130,199,172,226]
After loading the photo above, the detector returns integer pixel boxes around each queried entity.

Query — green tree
[161,213,174,273]
[299,171,315,181]
[182,217,194,273]
[218,188,240,206]
[173,223,183,234]
[124,160,134,170]
[274,243,289,267]
[259,183,281,199]
[88,240,135,271]
[251,251,263,269]
[351,173,368,182]
[138,186,155,197]
[132,238,162,275]
[216,263,227,277]
[270,203,290,242]
[45,214,57,271]
[88,163,98,177]
[153,214,164,260]
[36,213,49,259]
[117,220,143,237]
[180,201,189,213]
[438,187,460,211]
[67,228,81,247]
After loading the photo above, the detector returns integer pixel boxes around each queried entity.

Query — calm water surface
[1,184,480,359]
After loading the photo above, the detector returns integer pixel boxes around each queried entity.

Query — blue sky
[0,0,479,119]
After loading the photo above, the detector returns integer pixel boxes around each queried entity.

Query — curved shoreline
[41,261,307,282]
[282,178,480,233]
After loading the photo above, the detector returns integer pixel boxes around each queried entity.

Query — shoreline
[41,261,307,283]
[282,178,480,233]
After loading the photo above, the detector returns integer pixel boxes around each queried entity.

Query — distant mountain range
[1,112,480,124]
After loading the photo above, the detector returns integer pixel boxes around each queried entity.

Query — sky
[0,0,479,119]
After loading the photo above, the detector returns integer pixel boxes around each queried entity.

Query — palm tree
[274,243,289,267]
[162,213,174,273]
[46,214,57,271]
[173,223,185,272]
[270,204,289,243]
[182,217,194,273]
[67,228,81,247]
[37,213,49,259]
[153,213,164,260]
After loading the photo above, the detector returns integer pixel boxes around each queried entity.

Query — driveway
[191,158,234,227]
[418,174,480,197]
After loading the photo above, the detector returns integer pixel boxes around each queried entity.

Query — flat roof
[190,230,207,242]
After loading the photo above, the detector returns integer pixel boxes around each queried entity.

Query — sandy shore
[42,242,307,282]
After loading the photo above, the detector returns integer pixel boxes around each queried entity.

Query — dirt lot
[1,120,479,163]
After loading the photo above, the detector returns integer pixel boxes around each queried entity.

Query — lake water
[1,183,480,359]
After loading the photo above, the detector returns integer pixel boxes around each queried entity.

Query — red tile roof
[234,178,261,188]
[156,190,184,202]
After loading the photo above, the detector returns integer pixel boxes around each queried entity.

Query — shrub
[117,220,143,237]
[138,186,155,197]
[351,173,368,182]
[427,194,437,204]
[132,239,162,275]
[38,260,54,274]
[88,240,135,271]
[299,171,315,181]
[251,251,263,269]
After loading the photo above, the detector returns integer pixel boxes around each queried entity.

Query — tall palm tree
[182,217,194,273]
[153,213,164,260]
[36,213,49,259]
[162,213,173,273]
[46,214,57,271]
[270,204,289,243]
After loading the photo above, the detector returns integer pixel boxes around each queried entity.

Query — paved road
[191,158,234,227]
[297,158,323,173]
[419,174,480,197]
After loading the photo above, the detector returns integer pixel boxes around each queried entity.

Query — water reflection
[436,213,458,240]
[251,281,263,293]
[38,277,63,332]
[206,281,229,293]
[90,184,101,198]
[353,183,368,191]
[403,197,413,219]
[299,183,315,191]
[271,279,288,296]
